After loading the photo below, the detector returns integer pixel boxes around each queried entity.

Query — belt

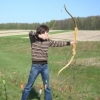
[32,61,47,65]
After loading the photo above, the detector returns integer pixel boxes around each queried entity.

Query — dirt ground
[0,30,100,41]
[51,30,100,41]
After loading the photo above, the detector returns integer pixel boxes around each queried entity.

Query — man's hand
[70,41,77,45]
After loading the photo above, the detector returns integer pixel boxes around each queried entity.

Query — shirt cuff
[67,41,70,45]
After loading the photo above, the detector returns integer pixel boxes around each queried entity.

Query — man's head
[36,25,49,40]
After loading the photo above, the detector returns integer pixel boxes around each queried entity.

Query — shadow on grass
[27,87,41,100]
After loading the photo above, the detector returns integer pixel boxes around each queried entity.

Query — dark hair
[36,24,49,35]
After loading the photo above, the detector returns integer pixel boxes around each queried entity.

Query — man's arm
[49,39,70,47]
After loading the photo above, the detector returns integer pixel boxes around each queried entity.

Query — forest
[0,16,100,30]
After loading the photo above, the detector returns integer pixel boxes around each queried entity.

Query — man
[21,24,76,100]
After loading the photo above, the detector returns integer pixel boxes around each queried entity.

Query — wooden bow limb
[58,55,74,75]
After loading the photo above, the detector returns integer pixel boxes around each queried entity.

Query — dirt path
[0,30,100,41]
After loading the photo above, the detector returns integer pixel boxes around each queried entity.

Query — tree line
[0,16,100,30]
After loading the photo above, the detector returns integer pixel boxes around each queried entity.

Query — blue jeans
[21,64,52,100]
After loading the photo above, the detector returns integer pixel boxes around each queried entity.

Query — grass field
[0,33,100,100]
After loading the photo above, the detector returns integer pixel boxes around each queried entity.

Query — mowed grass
[0,34,100,100]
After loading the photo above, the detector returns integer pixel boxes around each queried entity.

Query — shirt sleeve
[49,39,70,47]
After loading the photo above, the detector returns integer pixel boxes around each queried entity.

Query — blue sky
[0,0,100,23]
